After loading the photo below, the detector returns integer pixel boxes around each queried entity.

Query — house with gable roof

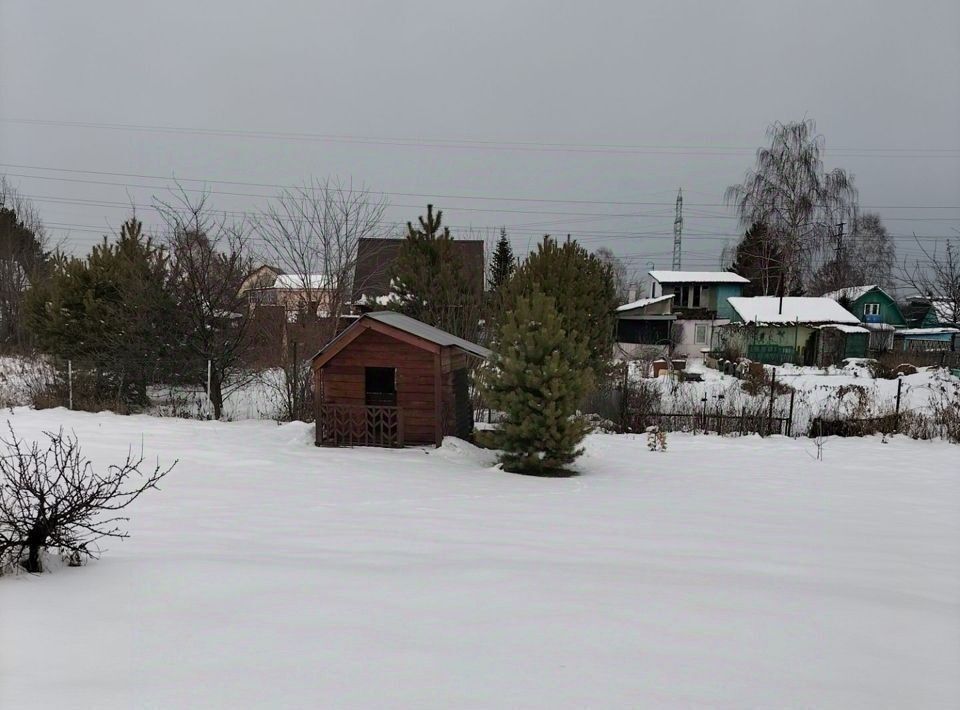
[820,285,905,353]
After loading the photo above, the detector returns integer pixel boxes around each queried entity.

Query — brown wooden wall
[316,327,439,445]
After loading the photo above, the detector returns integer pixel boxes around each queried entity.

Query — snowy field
[1,407,959,709]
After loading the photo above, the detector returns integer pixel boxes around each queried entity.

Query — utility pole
[834,221,845,260]
[672,188,683,270]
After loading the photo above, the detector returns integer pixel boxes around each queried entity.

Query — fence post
[895,377,903,431]
[68,359,73,410]
[767,369,776,436]
[206,359,212,415]
[788,389,795,437]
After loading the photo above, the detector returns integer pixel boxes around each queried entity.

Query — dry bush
[0,426,174,574]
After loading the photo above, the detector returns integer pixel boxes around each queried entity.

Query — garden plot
[1,407,958,708]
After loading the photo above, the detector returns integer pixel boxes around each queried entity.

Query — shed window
[365,367,396,406]
[864,303,880,317]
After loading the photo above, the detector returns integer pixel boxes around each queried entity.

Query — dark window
[680,285,690,306]
[365,367,396,406]
[692,285,702,308]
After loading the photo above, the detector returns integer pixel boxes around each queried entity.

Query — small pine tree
[500,236,618,381]
[391,204,481,341]
[487,228,515,292]
[481,289,592,476]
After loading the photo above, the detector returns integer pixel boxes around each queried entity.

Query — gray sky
[1,0,958,285]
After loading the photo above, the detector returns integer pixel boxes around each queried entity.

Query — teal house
[822,285,905,352]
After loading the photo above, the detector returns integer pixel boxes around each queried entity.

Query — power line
[4,162,960,211]
[3,117,958,158]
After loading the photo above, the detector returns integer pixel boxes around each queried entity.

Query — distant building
[724,296,865,366]
[647,270,749,358]
[821,285,905,353]
[614,294,676,359]
[351,238,485,311]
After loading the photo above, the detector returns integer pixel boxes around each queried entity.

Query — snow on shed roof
[616,294,674,313]
[649,270,750,284]
[818,323,870,334]
[820,285,879,302]
[896,327,960,336]
[364,312,490,357]
[728,297,860,325]
[314,311,489,360]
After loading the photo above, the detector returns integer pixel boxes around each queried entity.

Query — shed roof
[649,270,749,284]
[895,327,960,336]
[616,294,674,313]
[312,311,490,365]
[728,296,860,325]
[818,324,870,334]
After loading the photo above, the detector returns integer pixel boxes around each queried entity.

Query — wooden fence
[316,403,404,447]
[630,409,793,436]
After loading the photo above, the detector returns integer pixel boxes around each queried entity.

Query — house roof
[312,311,490,364]
[932,299,958,324]
[820,285,879,302]
[616,294,674,313]
[352,238,485,303]
[728,296,861,325]
[649,270,749,285]
[273,274,332,289]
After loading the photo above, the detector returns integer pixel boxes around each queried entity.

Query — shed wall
[317,327,439,444]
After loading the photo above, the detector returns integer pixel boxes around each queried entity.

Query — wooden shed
[311,311,490,448]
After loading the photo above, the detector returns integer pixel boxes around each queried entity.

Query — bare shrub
[0,426,175,574]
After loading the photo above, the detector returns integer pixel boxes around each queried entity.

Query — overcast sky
[1,0,958,287]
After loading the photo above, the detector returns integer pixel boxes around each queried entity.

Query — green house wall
[849,288,906,326]
[715,283,744,320]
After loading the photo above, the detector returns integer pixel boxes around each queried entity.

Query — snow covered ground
[1,407,958,708]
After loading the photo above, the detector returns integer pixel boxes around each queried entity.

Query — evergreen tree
[501,236,618,379]
[26,217,177,406]
[481,290,592,476]
[391,204,481,341]
[487,228,515,291]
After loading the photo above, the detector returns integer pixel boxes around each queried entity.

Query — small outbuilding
[311,311,490,448]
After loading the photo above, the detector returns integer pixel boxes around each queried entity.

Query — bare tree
[725,119,858,293]
[0,426,174,574]
[900,236,960,324]
[155,186,255,419]
[0,177,50,347]
[851,213,896,289]
[594,246,630,301]
[252,177,389,337]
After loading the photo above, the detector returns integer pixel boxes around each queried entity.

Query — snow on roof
[932,300,958,324]
[273,274,332,289]
[728,297,860,325]
[820,285,879,302]
[818,324,870,334]
[648,270,750,284]
[896,327,960,336]
[365,311,491,358]
[616,294,674,312]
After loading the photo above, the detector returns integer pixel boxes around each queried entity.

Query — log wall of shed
[316,327,439,444]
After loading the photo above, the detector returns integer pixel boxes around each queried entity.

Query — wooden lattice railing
[316,404,404,448]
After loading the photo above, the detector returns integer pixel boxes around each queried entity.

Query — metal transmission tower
[671,188,683,270]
